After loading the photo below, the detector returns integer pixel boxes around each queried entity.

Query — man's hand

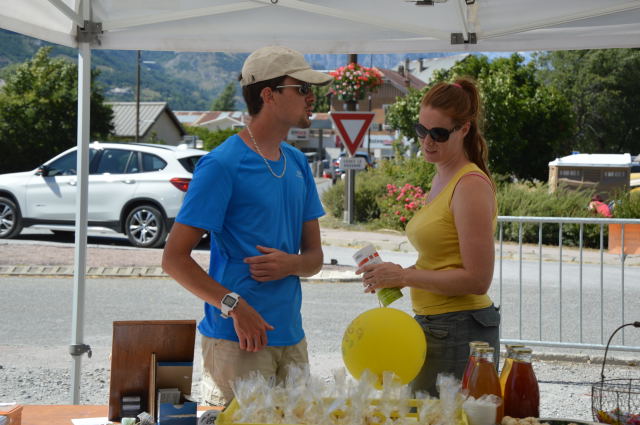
[244,245,294,281]
[230,300,275,352]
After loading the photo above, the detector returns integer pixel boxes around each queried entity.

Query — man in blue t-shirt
[162,46,331,406]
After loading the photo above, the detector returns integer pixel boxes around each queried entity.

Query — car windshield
[178,155,204,173]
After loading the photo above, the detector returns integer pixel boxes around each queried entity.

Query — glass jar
[499,344,525,395]
[467,346,503,423]
[462,341,490,390]
[503,347,540,419]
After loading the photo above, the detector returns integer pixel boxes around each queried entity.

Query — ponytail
[421,77,493,185]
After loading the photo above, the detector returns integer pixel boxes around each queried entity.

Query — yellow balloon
[341,307,427,388]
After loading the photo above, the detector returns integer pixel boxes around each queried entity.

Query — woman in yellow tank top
[357,77,500,396]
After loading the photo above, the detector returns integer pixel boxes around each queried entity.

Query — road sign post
[330,112,375,224]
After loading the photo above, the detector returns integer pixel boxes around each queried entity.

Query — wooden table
[21,404,221,425]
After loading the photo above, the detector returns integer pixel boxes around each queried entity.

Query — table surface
[21,404,221,425]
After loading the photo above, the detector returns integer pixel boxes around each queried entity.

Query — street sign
[330,111,375,156]
[340,156,366,170]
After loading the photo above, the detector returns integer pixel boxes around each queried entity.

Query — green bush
[321,170,387,223]
[377,183,427,231]
[186,126,239,151]
[612,191,640,218]
[322,179,345,219]
[322,156,635,249]
[497,182,604,248]
[321,157,435,226]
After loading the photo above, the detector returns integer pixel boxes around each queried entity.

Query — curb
[0,264,360,282]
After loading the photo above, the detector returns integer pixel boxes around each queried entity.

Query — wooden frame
[108,320,196,421]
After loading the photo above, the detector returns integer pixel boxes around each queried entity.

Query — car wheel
[0,197,23,239]
[124,205,167,248]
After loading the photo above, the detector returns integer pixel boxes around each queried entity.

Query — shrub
[377,183,427,230]
[611,191,640,219]
[186,126,239,151]
[321,157,435,226]
[497,182,603,248]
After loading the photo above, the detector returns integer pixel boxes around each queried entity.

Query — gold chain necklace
[246,125,286,178]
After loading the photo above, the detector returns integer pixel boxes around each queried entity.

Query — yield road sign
[330,111,375,156]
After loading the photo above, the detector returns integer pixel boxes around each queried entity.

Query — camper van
[548,153,632,197]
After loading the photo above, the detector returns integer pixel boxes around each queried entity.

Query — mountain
[0,29,454,111]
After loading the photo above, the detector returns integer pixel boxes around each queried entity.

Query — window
[46,149,97,176]
[178,155,204,173]
[603,170,627,180]
[558,169,580,178]
[141,153,167,172]
[96,149,135,174]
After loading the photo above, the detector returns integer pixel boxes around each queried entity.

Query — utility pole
[135,50,141,142]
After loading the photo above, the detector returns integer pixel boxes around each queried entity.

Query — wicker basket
[591,322,640,425]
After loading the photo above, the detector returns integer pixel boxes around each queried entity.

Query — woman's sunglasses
[414,123,459,143]
[276,82,312,96]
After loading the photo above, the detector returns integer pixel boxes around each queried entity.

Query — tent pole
[70,37,91,405]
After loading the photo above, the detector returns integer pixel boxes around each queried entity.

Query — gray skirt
[410,304,501,397]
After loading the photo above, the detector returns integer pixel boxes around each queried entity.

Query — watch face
[222,295,237,307]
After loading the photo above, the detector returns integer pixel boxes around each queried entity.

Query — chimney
[419,58,425,72]
[398,65,405,77]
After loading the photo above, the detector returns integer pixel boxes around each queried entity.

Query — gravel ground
[0,355,638,421]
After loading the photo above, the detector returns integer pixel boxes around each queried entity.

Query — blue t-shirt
[176,134,324,346]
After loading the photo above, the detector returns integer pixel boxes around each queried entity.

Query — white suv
[0,142,207,248]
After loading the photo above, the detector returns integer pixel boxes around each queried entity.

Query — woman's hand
[356,262,405,293]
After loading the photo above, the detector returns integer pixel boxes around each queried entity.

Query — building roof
[174,110,208,125]
[192,111,249,126]
[549,153,633,167]
[379,68,427,93]
[399,54,471,84]
[106,102,185,137]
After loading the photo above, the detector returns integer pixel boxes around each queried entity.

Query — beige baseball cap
[240,45,332,87]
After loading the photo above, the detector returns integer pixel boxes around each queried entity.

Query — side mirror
[36,165,51,177]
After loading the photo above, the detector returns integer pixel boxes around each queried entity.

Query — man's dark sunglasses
[276,82,312,96]
[414,123,459,143]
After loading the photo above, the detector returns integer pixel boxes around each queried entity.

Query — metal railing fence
[495,216,640,352]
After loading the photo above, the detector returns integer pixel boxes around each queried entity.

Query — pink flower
[400,216,407,223]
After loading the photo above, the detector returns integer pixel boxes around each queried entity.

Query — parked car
[333,152,374,180]
[0,142,207,248]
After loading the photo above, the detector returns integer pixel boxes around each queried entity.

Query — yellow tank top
[405,162,496,315]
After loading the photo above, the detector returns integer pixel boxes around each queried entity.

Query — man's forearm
[291,246,323,277]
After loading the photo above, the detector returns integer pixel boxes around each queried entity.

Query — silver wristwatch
[220,292,240,318]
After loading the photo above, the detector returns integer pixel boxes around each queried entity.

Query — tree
[0,47,113,173]
[311,84,331,113]
[210,81,237,111]
[537,49,640,154]
[386,54,574,180]
[186,126,239,151]
[385,87,427,146]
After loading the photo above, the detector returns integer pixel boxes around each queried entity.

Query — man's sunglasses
[276,82,312,96]
[414,123,460,143]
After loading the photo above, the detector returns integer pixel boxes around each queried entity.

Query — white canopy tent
[2,0,640,404]
[4,0,640,53]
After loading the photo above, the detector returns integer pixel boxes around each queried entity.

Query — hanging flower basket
[329,63,384,103]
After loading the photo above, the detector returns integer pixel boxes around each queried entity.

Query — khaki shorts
[200,335,309,406]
